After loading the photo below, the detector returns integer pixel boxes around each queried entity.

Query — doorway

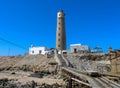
[39,50,42,54]
[74,48,77,53]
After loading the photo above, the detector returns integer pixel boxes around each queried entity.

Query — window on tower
[58,39,60,41]
[58,45,60,47]
[58,33,60,36]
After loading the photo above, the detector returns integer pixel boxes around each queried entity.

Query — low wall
[111,57,120,74]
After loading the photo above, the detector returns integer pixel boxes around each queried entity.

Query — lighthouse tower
[56,10,66,51]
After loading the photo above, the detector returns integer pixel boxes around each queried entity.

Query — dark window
[39,50,41,54]
[63,52,67,54]
[74,48,77,53]
[59,27,60,30]
[32,51,34,54]
[58,45,60,47]
[58,39,60,41]
[58,22,60,24]
[58,33,60,36]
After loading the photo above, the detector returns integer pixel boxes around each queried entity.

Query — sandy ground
[0,71,64,85]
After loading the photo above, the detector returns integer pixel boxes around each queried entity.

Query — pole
[8,48,10,56]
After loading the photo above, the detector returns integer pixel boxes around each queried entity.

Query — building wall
[70,44,90,53]
[29,47,48,55]
[70,44,81,53]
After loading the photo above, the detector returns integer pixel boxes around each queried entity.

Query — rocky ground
[66,54,111,73]
[0,55,66,88]
[0,53,118,87]
[0,55,57,72]
[0,78,65,88]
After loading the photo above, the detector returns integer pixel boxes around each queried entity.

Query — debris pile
[67,54,111,73]
[0,78,65,88]
[0,55,57,73]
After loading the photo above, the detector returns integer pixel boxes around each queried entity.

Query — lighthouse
[56,10,66,51]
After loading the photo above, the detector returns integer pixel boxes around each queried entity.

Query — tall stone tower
[56,10,66,51]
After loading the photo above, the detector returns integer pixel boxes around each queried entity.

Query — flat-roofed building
[29,45,50,55]
[70,44,90,53]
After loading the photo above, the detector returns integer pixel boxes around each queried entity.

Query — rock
[0,78,65,88]
[11,72,16,74]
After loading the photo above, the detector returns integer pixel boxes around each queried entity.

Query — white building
[58,50,68,54]
[29,45,50,55]
[70,44,90,53]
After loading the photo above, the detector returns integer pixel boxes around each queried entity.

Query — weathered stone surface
[0,78,65,88]
[0,55,56,73]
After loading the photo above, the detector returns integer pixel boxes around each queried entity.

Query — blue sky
[0,0,120,56]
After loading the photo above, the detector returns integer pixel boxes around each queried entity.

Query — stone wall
[111,57,120,74]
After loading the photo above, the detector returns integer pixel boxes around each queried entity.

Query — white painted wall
[70,44,90,53]
[29,47,49,55]
[58,50,68,54]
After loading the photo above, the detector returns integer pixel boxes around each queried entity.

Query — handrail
[61,54,70,67]
[71,78,92,87]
